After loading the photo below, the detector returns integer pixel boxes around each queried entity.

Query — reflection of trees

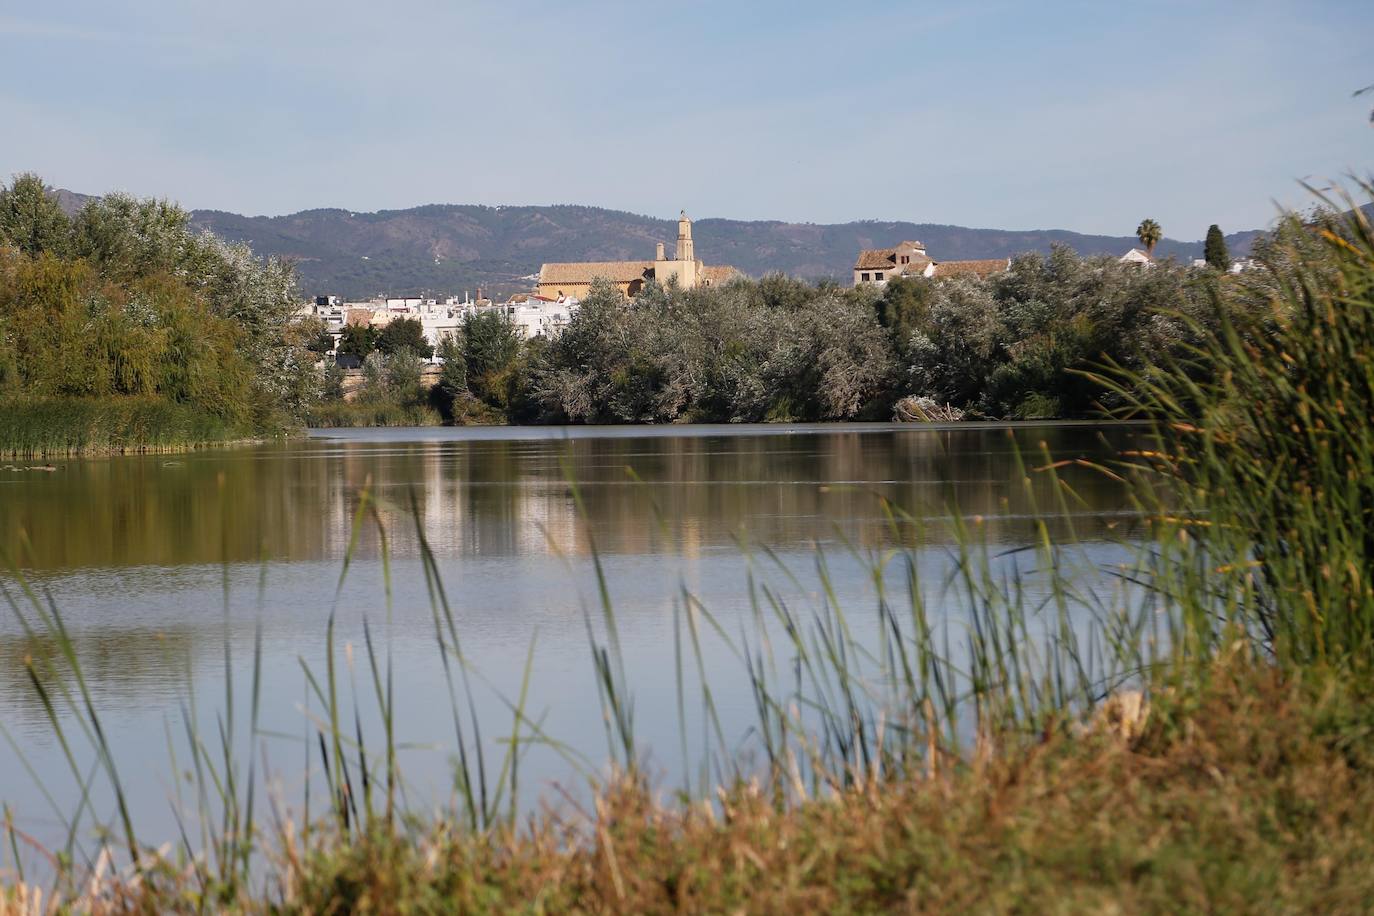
[0,426,1144,572]
[0,625,198,731]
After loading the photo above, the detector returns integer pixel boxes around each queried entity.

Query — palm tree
[1136,219,1162,256]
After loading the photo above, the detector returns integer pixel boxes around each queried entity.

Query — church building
[537,212,737,300]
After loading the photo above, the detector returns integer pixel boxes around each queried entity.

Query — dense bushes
[316,251,1232,428]
[0,252,254,420]
[897,247,1226,418]
[306,350,443,428]
[0,173,319,450]
[527,250,1230,424]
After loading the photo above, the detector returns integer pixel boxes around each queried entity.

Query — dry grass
[273,659,1374,914]
[21,656,1367,914]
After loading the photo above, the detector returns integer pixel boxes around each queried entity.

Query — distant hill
[53,191,1271,299]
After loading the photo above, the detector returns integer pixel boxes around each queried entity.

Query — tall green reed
[1090,183,1374,671]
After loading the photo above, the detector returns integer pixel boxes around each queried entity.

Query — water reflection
[1,423,1141,571]
[0,423,1146,849]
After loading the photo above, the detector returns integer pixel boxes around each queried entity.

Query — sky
[1,0,1371,240]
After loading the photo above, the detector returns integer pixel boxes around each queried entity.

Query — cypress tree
[1204,224,1230,271]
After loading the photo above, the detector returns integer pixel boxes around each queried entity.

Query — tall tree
[375,317,434,359]
[0,173,72,257]
[338,322,378,360]
[462,310,520,403]
[1204,224,1230,271]
[436,335,468,399]
[1136,219,1162,256]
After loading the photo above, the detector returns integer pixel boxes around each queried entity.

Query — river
[0,422,1144,854]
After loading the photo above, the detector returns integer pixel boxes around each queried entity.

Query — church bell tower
[675,210,695,262]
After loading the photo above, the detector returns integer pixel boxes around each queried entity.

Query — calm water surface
[0,422,1143,848]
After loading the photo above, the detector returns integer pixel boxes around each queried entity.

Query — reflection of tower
[676,211,694,262]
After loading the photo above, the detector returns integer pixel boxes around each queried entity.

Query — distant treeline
[323,234,1311,427]
[0,174,319,452]
[3,171,1324,444]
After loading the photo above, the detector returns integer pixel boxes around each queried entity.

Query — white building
[502,294,574,339]
[1119,248,1155,268]
[306,289,576,363]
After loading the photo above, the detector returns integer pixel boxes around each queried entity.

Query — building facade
[853,241,934,286]
[537,212,737,299]
[854,242,1009,286]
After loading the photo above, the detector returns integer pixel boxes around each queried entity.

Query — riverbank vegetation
[0,397,249,457]
[0,174,318,455]
[4,192,1373,911]
[306,349,444,428]
[339,219,1296,426]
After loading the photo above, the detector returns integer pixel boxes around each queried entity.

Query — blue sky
[2,0,1370,239]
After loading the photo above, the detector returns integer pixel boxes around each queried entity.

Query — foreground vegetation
[5,661,1372,913]
[0,174,318,454]
[190,665,1374,913]
[3,190,1374,912]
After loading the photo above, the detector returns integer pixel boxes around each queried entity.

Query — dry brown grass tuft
[241,658,1374,915]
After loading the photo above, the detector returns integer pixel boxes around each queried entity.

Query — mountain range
[55,191,1268,300]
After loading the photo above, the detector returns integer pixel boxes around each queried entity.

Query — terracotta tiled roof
[933,258,1010,279]
[344,308,374,326]
[854,241,927,271]
[701,265,740,283]
[855,248,898,270]
[539,260,654,284]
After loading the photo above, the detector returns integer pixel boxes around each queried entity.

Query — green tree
[875,276,935,344]
[292,316,336,355]
[383,347,425,402]
[338,323,378,360]
[0,173,72,257]
[462,310,521,403]
[72,192,191,277]
[1204,224,1230,271]
[322,361,345,400]
[359,352,387,402]
[376,317,433,359]
[1136,219,1162,256]
[306,328,336,354]
[72,191,316,417]
[436,335,467,397]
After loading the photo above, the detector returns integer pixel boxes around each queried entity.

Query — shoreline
[0,436,272,460]
[4,416,1148,458]
[305,417,1150,444]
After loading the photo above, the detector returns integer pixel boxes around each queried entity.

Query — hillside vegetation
[183,201,1260,298]
[58,187,1374,306]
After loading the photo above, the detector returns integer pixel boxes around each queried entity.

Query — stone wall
[339,364,443,401]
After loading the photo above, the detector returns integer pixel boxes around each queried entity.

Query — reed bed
[304,400,443,429]
[4,191,1374,912]
[0,397,254,458]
